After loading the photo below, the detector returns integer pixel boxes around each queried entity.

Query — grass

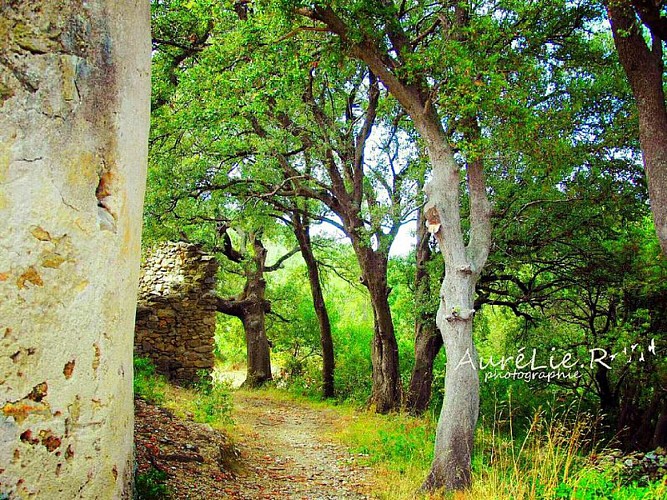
[134,362,666,499]
[322,403,667,500]
[133,357,233,428]
[133,357,169,404]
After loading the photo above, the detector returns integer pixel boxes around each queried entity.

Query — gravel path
[135,389,374,499]
[228,391,374,499]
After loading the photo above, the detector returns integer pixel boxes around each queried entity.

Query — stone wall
[0,1,150,498]
[135,242,219,383]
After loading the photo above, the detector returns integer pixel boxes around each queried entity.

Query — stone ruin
[134,242,219,384]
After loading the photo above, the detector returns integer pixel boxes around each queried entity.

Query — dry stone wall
[135,243,219,383]
[0,1,150,498]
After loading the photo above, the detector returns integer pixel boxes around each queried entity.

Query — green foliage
[191,371,234,425]
[214,314,246,367]
[335,410,435,473]
[134,357,168,405]
[146,1,666,492]
[134,466,171,500]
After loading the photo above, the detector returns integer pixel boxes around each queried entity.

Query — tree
[214,225,298,387]
[406,195,443,415]
[185,31,419,410]
[606,0,667,254]
[287,2,491,490]
[291,210,336,397]
[0,1,150,496]
[148,1,419,405]
[284,0,606,491]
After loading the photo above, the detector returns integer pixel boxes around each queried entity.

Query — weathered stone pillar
[0,1,150,498]
[135,243,219,384]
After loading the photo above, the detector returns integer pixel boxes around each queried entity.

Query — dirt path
[135,389,375,499]
[228,391,374,499]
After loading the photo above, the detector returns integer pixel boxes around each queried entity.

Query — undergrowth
[134,466,171,499]
[134,361,666,499]
[133,357,233,426]
[133,357,169,404]
[191,369,234,425]
[325,401,667,500]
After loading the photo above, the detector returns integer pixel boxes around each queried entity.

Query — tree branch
[265,246,299,272]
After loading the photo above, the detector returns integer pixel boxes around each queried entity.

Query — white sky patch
[310,216,417,258]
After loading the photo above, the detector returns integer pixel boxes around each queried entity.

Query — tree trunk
[608,3,667,254]
[420,133,491,492]
[241,301,272,387]
[423,272,480,491]
[216,234,273,387]
[369,281,402,413]
[0,1,150,496]
[652,398,667,448]
[355,246,402,413]
[407,203,442,414]
[406,321,442,414]
[241,237,272,387]
[293,215,336,398]
[595,364,617,415]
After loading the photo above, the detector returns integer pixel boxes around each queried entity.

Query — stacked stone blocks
[135,242,218,383]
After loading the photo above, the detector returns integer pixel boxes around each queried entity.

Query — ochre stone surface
[0,1,150,498]
[135,243,219,384]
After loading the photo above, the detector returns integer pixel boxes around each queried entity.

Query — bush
[134,466,171,499]
[133,357,168,404]
[192,370,233,425]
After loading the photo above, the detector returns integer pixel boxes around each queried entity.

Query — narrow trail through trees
[135,388,375,499]
[229,391,374,499]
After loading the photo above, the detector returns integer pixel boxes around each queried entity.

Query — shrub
[192,370,233,425]
[133,357,168,404]
[134,466,171,499]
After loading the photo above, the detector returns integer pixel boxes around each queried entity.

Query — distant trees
[145,0,665,493]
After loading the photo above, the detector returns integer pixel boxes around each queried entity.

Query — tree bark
[406,321,442,414]
[652,398,667,448]
[366,263,402,413]
[0,1,150,496]
[607,2,667,254]
[216,233,273,387]
[407,204,442,414]
[353,240,402,413]
[293,214,336,398]
[296,4,493,486]
[423,300,479,491]
[241,303,272,387]
[595,364,617,415]
[239,236,272,387]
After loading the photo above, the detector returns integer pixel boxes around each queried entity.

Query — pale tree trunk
[0,1,150,497]
[420,140,491,491]
[294,3,492,489]
[607,2,667,254]
[423,274,480,490]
